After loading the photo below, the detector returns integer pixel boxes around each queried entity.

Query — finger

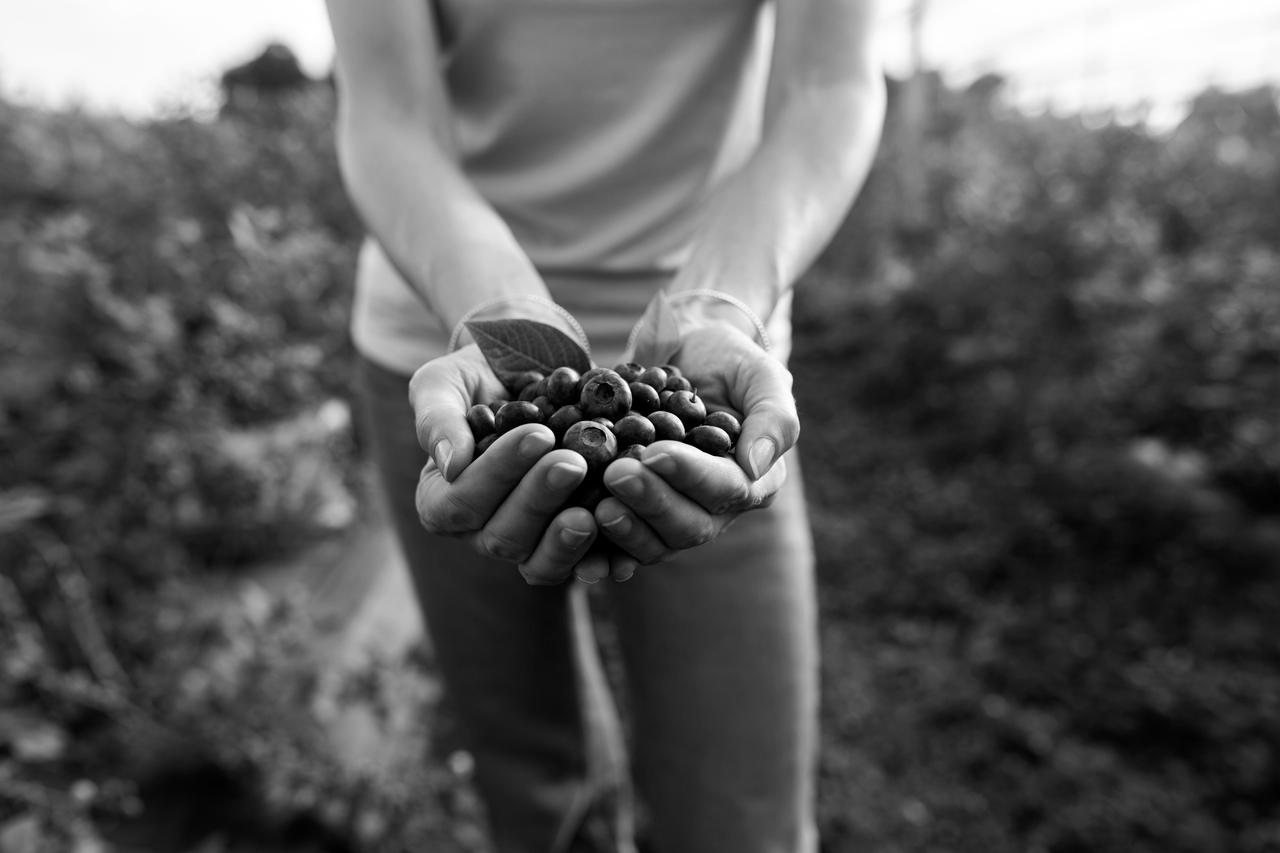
[518,507,598,586]
[415,424,555,535]
[409,349,501,482]
[601,457,727,551]
[573,547,611,585]
[594,496,676,566]
[476,449,589,563]
[638,441,784,515]
[609,552,639,583]
[727,357,801,481]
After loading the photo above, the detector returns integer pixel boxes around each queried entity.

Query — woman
[324,0,884,850]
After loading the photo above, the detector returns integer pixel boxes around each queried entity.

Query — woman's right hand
[410,346,606,585]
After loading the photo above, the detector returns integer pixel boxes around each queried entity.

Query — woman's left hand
[590,324,799,581]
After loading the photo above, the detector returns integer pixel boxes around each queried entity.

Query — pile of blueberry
[465,363,742,508]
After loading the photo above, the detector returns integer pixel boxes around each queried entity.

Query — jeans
[356,355,819,853]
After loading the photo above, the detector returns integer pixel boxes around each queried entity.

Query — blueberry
[507,370,544,399]
[495,400,544,434]
[648,411,685,442]
[664,374,693,393]
[575,367,611,398]
[518,377,546,402]
[658,364,682,378]
[562,421,618,475]
[638,366,668,391]
[466,403,496,440]
[568,477,611,512]
[613,362,645,383]
[663,390,706,431]
[628,381,661,415]
[613,413,656,448]
[545,366,581,407]
[703,411,742,445]
[579,370,632,421]
[619,444,645,461]
[547,405,584,443]
[531,395,557,420]
[475,433,499,455]
[686,424,732,456]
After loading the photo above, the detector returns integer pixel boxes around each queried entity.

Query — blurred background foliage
[0,54,1277,852]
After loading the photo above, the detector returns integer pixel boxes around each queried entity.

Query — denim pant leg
[355,357,628,853]
[609,459,819,853]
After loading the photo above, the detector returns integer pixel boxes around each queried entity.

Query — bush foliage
[1,74,1277,851]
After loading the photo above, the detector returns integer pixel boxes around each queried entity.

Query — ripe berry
[579,370,632,421]
[592,417,615,430]
[613,362,644,383]
[547,405,584,443]
[529,395,556,420]
[613,413,656,448]
[562,421,618,474]
[628,381,661,415]
[545,366,581,406]
[704,411,742,445]
[638,366,668,391]
[663,390,706,431]
[658,364,682,378]
[664,374,693,393]
[518,378,546,402]
[568,477,610,511]
[475,433,499,455]
[686,425,732,456]
[507,370,544,398]
[575,367,611,398]
[648,411,685,442]
[466,403,496,440]
[495,400,544,434]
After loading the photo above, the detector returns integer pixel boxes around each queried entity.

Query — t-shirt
[352,0,787,373]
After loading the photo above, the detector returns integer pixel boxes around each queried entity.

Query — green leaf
[465,319,592,389]
[631,291,682,366]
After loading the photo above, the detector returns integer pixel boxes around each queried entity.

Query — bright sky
[1,0,1277,119]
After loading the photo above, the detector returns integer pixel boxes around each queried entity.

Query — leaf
[465,319,592,389]
[630,291,682,366]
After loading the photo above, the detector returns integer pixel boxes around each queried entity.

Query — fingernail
[610,474,643,499]
[434,438,454,478]
[612,561,637,583]
[601,515,631,535]
[641,451,675,476]
[575,571,600,585]
[518,430,552,459]
[560,527,592,548]
[546,461,582,490]
[747,437,777,480]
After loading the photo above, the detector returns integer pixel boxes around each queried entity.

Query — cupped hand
[595,323,800,579]
[410,346,601,585]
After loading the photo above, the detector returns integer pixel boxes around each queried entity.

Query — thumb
[409,354,484,482]
[731,356,801,481]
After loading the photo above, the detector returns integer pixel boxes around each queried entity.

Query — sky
[1,0,1277,120]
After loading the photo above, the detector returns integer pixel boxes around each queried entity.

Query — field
[2,76,1278,851]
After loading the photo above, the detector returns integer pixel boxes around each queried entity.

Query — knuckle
[478,529,527,563]
[434,490,483,533]
[518,563,562,586]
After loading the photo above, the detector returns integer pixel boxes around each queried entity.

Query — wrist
[667,289,772,352]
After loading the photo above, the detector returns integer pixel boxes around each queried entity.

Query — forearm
[336,107,561,335]
[670,71,886,332]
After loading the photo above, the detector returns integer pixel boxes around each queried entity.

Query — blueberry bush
[1,70,1277,851]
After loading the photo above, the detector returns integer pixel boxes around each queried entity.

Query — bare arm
[325,0,561,333]
[669,0,887,329]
